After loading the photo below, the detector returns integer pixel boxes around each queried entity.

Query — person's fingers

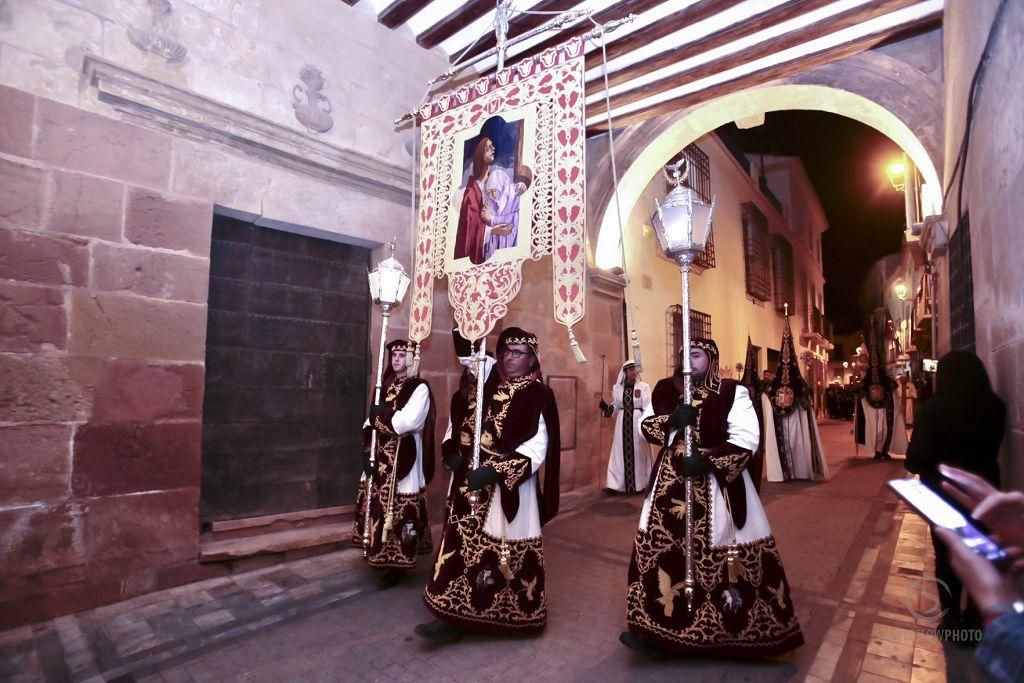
[939,465,995,500]
[941,481,979,510]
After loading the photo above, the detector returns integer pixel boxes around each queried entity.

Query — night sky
[716,111,907,335]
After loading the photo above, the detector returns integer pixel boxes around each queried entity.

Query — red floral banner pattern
[408,38,587,343]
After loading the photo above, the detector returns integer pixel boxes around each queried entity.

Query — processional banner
[408,37,587,345]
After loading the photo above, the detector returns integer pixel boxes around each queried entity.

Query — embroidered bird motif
[669,498,687,520]
[522,576,537,601]
[656,567,688,618]
[433,538,455,581]
[768,579,787,609]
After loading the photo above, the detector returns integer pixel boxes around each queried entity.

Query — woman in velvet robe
[621,339,803,658]
[417,326,560,641]
[352,340,436,589]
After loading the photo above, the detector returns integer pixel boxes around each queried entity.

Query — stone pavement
[0,422,985,682]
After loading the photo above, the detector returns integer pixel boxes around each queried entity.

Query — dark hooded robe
[352,340,436,568]
[424,327,561,634]
[762,316,828,482]
[854,323,907,456]
[738,336,766,492]
[626,338,803,657]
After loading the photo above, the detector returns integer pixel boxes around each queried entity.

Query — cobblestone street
[1,423,982,682]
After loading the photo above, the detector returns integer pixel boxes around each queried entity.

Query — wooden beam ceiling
[453,0,580,63]
[379,0,423,30]
[417,0,496,50]
[588,0,927,119]
[588,11,942,133]
[584,0,837,96]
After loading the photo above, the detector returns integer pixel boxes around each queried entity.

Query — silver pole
[680,261,695,613]
[468,338,488,510]
[495,0,509,72]
[363,304,392,557]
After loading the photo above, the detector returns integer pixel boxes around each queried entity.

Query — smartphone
[888,477,1011,568]
[922,359,938,372]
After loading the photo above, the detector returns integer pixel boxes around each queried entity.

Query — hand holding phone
[888,477,1011,569]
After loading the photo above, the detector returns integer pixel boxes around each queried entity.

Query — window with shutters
[772,235,795,312]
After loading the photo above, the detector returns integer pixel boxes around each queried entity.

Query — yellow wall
[617,136,828,383]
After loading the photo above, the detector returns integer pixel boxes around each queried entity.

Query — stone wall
[0,0,449,627]
[0,86,215,626]
[940,0,1024,491]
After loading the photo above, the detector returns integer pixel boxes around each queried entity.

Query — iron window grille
[949,215,976,351]
[742,202,771,302]
[666,305,713,376]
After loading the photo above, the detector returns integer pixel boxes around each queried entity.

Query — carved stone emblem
[127,0,188,63]
[291,65,334,134]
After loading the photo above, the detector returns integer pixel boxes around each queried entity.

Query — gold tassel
[726,546,742,584]
[498,543,514,581]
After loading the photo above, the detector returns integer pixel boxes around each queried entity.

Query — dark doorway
[200,215,370,522]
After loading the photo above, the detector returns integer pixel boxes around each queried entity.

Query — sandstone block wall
[0,84,221,628]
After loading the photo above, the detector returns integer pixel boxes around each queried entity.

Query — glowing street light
[894,280,909,301]
[887,159,906,192]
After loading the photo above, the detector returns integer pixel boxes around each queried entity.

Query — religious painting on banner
[408,38,587,346]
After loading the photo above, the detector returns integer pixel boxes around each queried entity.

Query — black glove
[466,465,500,491]
[599,399,613,417]
[446,450,466,473]
[369,403,388,423]
[668,403,698,430]
[676,452,710,477]
[361,450,375,477]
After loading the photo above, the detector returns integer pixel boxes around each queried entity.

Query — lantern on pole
[363,239,410,555]
[650,158,715,613]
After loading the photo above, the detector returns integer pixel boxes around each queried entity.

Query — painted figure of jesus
[453,127,531,265]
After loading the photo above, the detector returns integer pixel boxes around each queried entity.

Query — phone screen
[889,478,1010,566]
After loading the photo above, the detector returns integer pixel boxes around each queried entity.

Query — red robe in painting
[453,179,486,265]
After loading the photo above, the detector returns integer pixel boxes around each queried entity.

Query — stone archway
[588,50,945,267]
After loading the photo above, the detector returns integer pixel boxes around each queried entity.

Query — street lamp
[362,239,410,554]
[651,157,715,615]
[887,159,906,192]
[893,279,911,359]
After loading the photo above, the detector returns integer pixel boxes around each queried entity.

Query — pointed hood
[861,318,895,407]
[768,311,806,416]
[740,335,760,394]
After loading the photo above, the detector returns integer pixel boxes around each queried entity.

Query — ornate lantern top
[367,238,410,308]
[651,158,715,265]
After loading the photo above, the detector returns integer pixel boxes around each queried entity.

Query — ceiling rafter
[379,0,424,30]
[589,11,942,133]
[588,0,933,119]
[584,0,838,96]
[417,0,496,50]
[583,0,747,72]
[452,0,580,64]
[479,0,664,76]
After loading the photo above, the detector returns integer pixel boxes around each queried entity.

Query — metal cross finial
[387,236,397,257]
